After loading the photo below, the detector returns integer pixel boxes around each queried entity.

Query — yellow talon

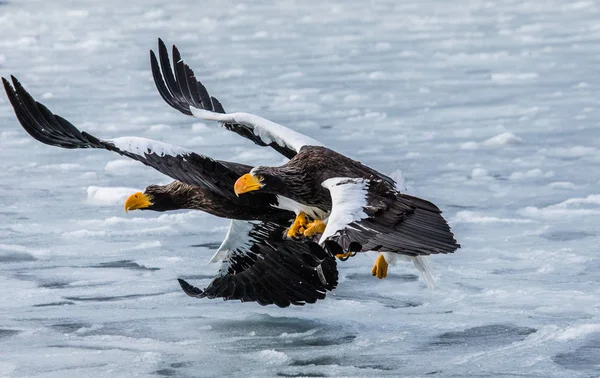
[286,212,308,239]
[336,252,355,261]
[371,254,389,279]
[303,219,326,237]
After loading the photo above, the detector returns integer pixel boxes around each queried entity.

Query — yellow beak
[124,192,153,212]
[234,173,263,196]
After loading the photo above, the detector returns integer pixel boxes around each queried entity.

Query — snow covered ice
[1,0,599,376]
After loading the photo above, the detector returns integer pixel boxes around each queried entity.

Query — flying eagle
[2,76,338,307]
[234,151,460,280]
[150,41,460,283]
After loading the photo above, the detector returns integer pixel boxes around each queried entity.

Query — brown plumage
[2,75,339,307]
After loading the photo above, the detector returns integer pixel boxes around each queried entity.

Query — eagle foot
[335,252,357,261]
[303,219,326,237]
[371,254,388,279]
[286,212,309,239]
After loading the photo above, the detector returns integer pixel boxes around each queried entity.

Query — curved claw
[335,252,357,261]
[286,212,308,239]
[303,219,326,238]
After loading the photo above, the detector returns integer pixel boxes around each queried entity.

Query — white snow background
[0,0,599,377]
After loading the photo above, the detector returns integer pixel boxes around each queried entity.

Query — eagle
[150,40,460,283]
[150,39,449,285]
[234,149,461,279]
[2,75,338,307]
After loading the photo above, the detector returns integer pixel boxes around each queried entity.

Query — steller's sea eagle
[150,40,461,284]
[2,76,338,307]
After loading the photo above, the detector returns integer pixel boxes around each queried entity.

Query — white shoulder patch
[319,177,369,244]
[108,137,191,158]
[209,220,257,263]
[274,195,330,220]
[189,108,323,153]
[249,166,262,175]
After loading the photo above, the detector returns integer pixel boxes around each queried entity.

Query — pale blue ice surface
[0,0,599,376]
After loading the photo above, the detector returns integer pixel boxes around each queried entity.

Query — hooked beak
[124,192,153,212]
[234,173,263,196]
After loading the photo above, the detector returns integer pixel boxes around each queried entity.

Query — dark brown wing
[2,76,281,208]
[321,177,460,256]
[178,221,338,307]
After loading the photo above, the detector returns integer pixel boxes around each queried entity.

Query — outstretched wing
[2,76,271,204]
[178,220,338,307]
[150,39,323,158]
[150,38,224,118]
[319,178,460,256]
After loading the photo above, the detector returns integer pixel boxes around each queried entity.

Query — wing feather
[151,39,321,158]
[180,221,338,307]
[320,177,460,256]
[2,76,272,203]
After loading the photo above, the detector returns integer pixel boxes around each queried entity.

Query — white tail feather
[381,252,436,289]
[410,256,435,289]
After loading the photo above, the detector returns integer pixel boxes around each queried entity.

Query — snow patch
[79,172,98,180]
[453,211,535,224]
[214,69,245,79]
[470,168,489,178]
[191,122,210,132]
[344,94,364,103]
[368,71,387,80]
[0,244,50,256]
[148,124,172,132]
[251,350,289,365]
[491,72,539,83]
[460,141,479,150]
[542,146,597,158]
[143,9,164,19]
[86,186,140,206]
[40,163,82,171]
[374,42,391,51]
[66,10,89,17]
[555,324,600,341]
[454,128,473,138]
[462,132,522,150]
[519,194,600,219]
[509,169,554,180]
[130,241,162,250]
[186,136,206,145]
[62,229,108,238]
[81,211,205,227]
[548,181,578,189]
[104,159,142,172]
[481,132,523,147]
